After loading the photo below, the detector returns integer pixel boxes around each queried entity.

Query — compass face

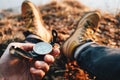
[33,42,52,55]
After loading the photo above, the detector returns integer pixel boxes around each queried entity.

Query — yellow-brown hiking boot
[22,1,52,42]
[62,11,101,60]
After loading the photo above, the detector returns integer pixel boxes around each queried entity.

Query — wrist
[0,73,4,79]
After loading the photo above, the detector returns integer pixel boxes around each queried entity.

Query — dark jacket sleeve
[76,45,120,80]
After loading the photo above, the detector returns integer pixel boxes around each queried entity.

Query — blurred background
[0,1,120,80]
[0,0,120,14]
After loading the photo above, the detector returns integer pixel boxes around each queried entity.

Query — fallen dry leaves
[0,0,120,80]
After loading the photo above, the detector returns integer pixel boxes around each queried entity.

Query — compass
[33,42,52,55]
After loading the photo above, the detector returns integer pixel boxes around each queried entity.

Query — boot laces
[78,20,94,43]
[23,10,34,28]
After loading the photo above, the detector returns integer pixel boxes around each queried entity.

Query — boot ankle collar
[25,34,43,43]
[74,42,96,59]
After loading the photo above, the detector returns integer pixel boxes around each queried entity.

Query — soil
[0,0,120,80]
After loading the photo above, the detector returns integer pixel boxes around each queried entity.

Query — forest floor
[0,0,120,80]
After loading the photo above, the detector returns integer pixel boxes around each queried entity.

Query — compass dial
[33,42,52,55]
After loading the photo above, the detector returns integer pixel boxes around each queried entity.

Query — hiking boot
[21,1,52,42]
[62,11,101,59]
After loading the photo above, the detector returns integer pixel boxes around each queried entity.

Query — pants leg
[76,44,120,80]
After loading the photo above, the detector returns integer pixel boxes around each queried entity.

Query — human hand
[0,42,60,80]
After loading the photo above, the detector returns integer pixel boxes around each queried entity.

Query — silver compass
[33,42,52,55]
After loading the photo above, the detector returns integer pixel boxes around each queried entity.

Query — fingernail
[44,55,54,63]
[52,48,60,56]
[30,67,35,72]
